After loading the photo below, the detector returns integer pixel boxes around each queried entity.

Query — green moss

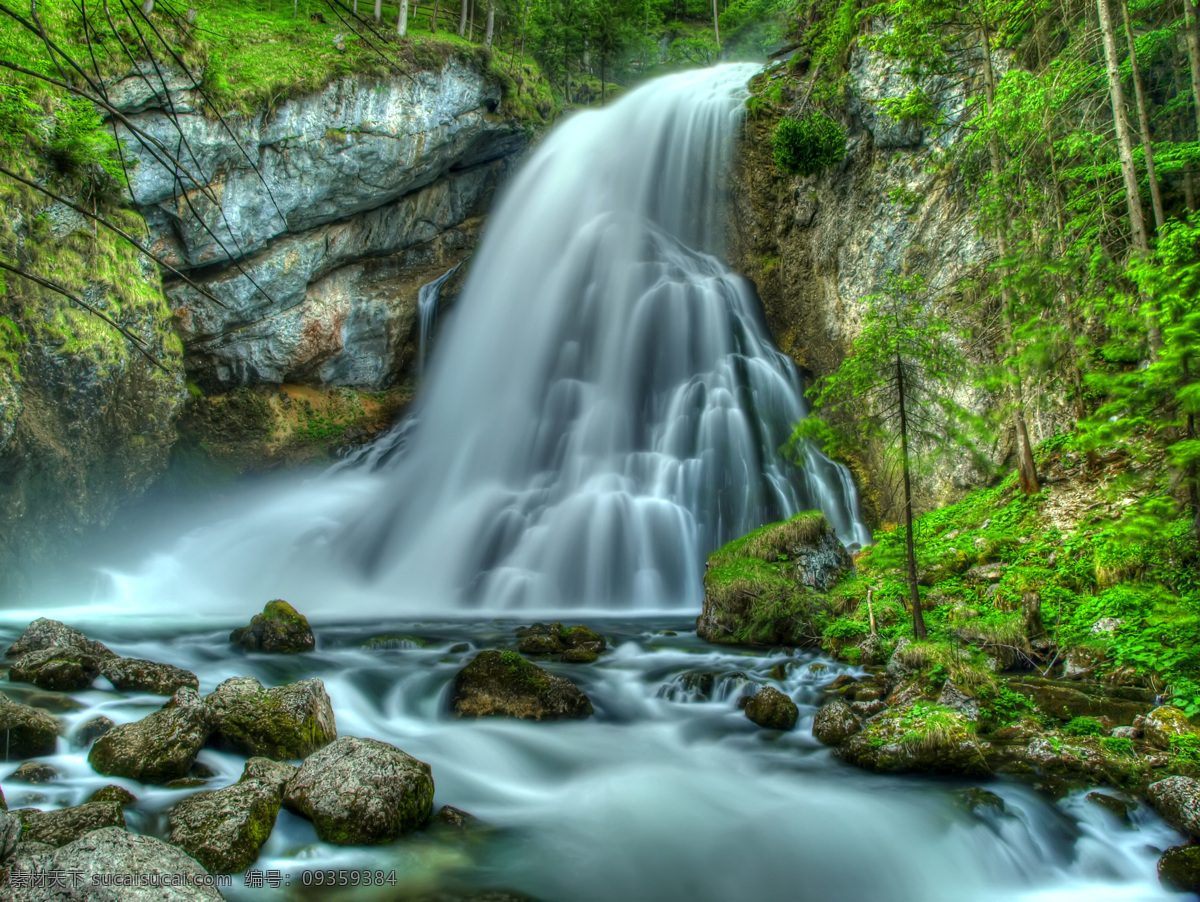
[1062,716,1106,737]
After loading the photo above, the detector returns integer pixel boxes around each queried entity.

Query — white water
[76,62,868,622]
[417,262,462,379]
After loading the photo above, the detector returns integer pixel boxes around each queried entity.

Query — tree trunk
[142,0,154,13]
[485,0,494,46]
[1097,0,1149,253]
[1186,0,1200,139]
[431,0,439,31]
[1121,0,1163,231]
[375,0,383,22]
[712,0,720,50]
[896,353,927,641]
[398,0,409,35]
[458,0,467,35]
[354,0,359,14]
[469,0,475,40]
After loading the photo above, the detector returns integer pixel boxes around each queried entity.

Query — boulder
[9,646,104,691]
[431,805,481,831]
[88,786,137,806]
[11,762,58,784]
[9,827,224,901]
[168,775,282,873]
[242,756,299,788]
[838,704,990,777]
[1143,706,1194,750]
[1148,776,1200,840]
[515,623,606,661]
[230,600,315,653]
[283,736,435,845]
[98,658,199,695]
[206,676,336,759]
[6,619,112,659]
[1084,791,1129,821]
[937,681,979,721]
[72,716,115,749]
[743,687,798,730]
[812,699,863,746]
[14,801,126,847]
[88,688,214,784]
[451,651,593,720]
[1003,677,1151,725]
[1159,845,1200,894]
[0,808,20,862]
[0,693,59,758]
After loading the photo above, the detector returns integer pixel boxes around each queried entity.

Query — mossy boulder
[242,756,299,789]
[451,651,594,720]
[1148,777,1200,839]
[11,762,58,784]
[14,801,125,847]
[205,676,336,760]
[812,699,863,746]
[696,512,851,647]
[1143,706,1194,750]
[283,736,434,845]
[515,622,606,661]
[838,703,990,777]
[744,686,799,730]
[71,716,114,749]
[88,785,137,806]
[87,687,214,784]
[0,693,59,758]
[98,657,199,696]
[1158,845,1200,893]
[6,618,112,660]
[168,774,282,873]
[9,646,104,691]
[230,600,315,653]
[1004,677,1151,726]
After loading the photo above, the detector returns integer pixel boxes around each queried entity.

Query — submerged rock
[1159,845,1200,893]
[72,716,116,749]
[11,762,59,784]
[0,693,59,759]
[88,688,214,783]
[230,600,316,653]
[88,786,137,806]
[744,687,799,730]
[516,622,606,662]
[451,651,594,720]
[9,646,104,691]
[431,805,481,831]
[812,699,863,746]
[206,676,337,760]
[98,658,199,695]
[1148,776,1200,840]
[1084,791,1130,821]
[168,775,282,873]
[284,736,435,845]
[6,619,112,660]
[14,801,126,847]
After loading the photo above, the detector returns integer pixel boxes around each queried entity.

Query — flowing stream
[3,65,1183,899]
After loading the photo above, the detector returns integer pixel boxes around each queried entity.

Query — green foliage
[772,112,847,177]
[1169,733,1200,766]
[1062,716,1105,737]
[1100,735,1135,757]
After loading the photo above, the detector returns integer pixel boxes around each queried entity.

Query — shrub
[1062,716,1105,737]
[772,112,847,177]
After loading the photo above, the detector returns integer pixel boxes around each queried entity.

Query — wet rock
[839,704,990,777]
[0,693,59,758]
[744,687,798,730]
[98,657,199,695]
[168,775,282,873]
[1148,777,1200,839]
[0,809,20,860]
[812,699,862,746]
[88,786,137,806]
[73,716,115,749]
[6,619,112,660]
[1158,845,1200,893]
[242,756,299,789]
[953,787,1006,815]
[1143,706,1194,750]
[432,805,481,831]
[14,827,224,901]
[451,651,593,721]
[937,681,979,721]
[516,622,606,661]
[230,600,316,653]
[1004,677,1151,725]
[206,676,337,760]
[1111,725,1138,740]
[561,647,599,663]
[283,736,435,845]
[164,778,209,789]
[11,762,59,784]
[9,646,104,691]
[850,699,886,718]
[1085,791,1130,821]
[88,687,214,784]
[14,801,126,847]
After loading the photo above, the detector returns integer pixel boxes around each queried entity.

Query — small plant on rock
[772,112,847,177]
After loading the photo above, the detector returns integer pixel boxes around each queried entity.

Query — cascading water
[417,262,462,379]
[95,63,868,619]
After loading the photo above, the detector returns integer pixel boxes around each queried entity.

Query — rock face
[744,687,799,730]
[14,802,126,847]
[0,808,22,861]
[451,651,594,720]
[230,600,316,653]
[8,827,224,901]
[168,775,282,873]
[205,676,336,759]
[0,693,59,758]
[283,736,435,845]
[88,688,214,783]
[1148,776,1200,839]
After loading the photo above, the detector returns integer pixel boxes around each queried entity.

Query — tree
[399,0,410,35]
[486,0,496,45]
[1097,0,1148,252]
[791,273,977,640]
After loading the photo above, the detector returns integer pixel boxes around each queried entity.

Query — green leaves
[771,111,847,176]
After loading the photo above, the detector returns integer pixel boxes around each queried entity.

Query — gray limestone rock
[1148,776,1200,840]
[14,801,126,847]
[0,693,60,759]
[87,688,214,784]
[205,676,336,760]
[98,658,200,695]
[168,777,281,873]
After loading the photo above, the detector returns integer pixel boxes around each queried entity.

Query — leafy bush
[1100,736,1135,756]
[772,112,847,177]
[1062,716,1105,737]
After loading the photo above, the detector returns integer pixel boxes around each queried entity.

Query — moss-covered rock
[696,512,851,647]
[98,657,199,695]
[283,736,434,845]
[88,785,137,806]
[515,622,606,662]
[1148,777,1200,839]
[230,600,316,653]
[744,686,799,730]
[205,676,336,760]
[1004,677,1152,726]
[1158,845,1200,893]
[839,703,990,777]
[0,693,59,759]
[9,646,104,691]
[1143,706,1195,750]
[14,802,125,847]
[87,687,214,784]
[812,699,863,746]
[451,651,593,721]
[5,619,111,660]
[167,776,282,873]
[11,763,58,784]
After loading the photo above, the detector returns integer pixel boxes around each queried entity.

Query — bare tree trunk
[142,0,154,13]
[712,0,720,50]
[469,0,475,40]
[485,0,494,46]
[431,0,439,31]
[375,0,383,22]
[1186,0,1200,138]
[1121,0,1163,231]
[354,0,359,13]
[1097,0,1149,252]
[896,352,927,641]
[458,0,467,35]
[398,0,409,35]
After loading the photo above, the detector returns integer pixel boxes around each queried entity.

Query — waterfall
[102,63,870,619]
[417,262,463,379]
